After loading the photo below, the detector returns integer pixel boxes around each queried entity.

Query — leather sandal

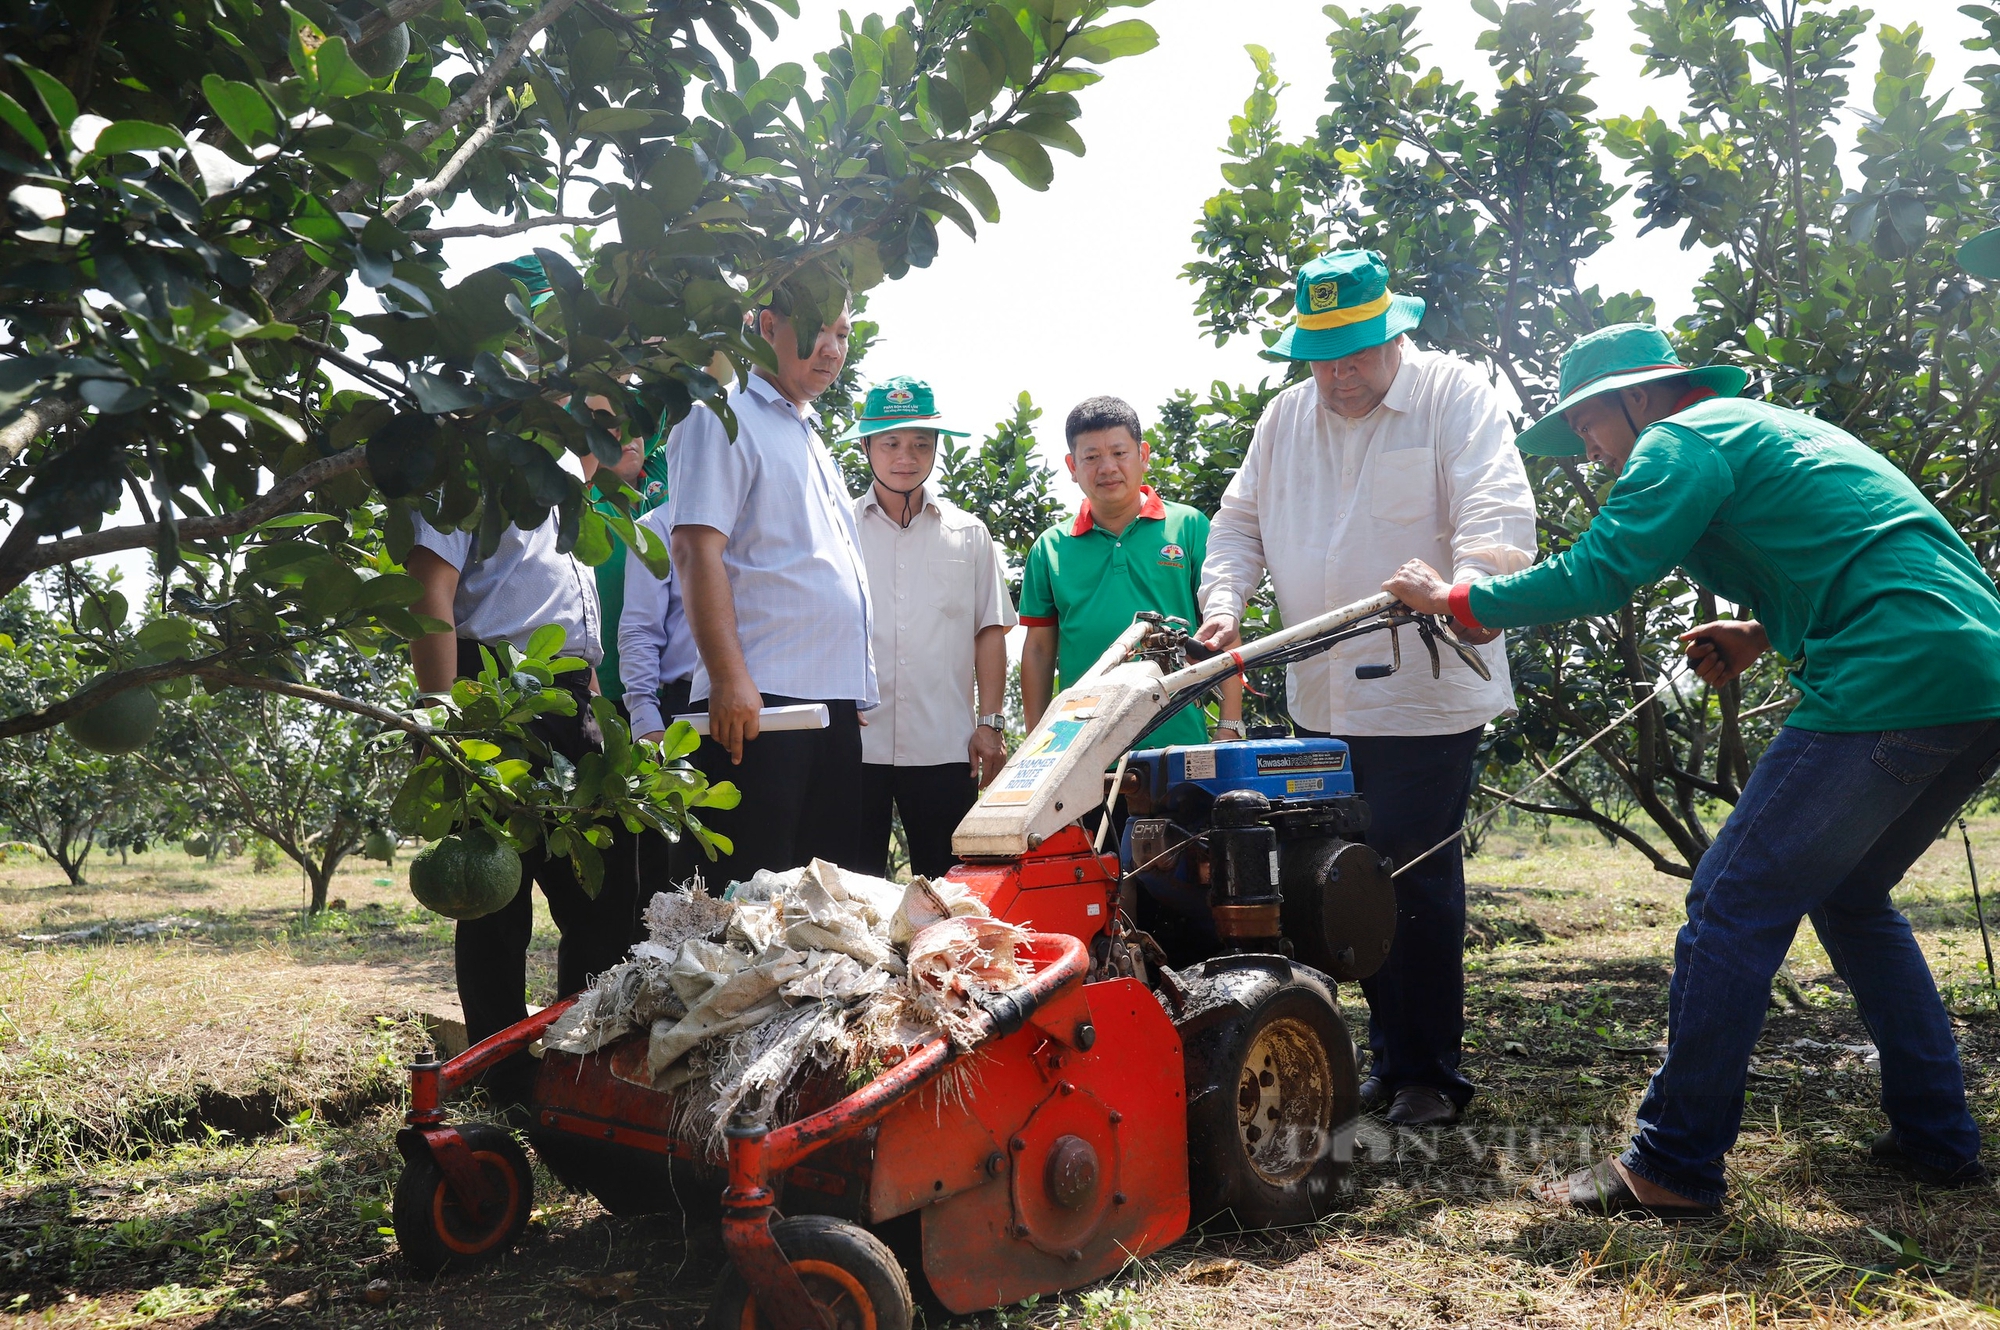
[1537,1158,1720,1220]
[1358,1076,1387,1114]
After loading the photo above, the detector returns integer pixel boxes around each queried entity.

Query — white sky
[78,0,1989,589]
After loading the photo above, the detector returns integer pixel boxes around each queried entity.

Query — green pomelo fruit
[408,829,521,920]
[63,683,160,755]
[350,21,410,78]
[363,829,398,862]
[182,834,211,858]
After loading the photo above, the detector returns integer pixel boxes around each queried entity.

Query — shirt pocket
[930,557,971,619]
[1368,447,1436,525]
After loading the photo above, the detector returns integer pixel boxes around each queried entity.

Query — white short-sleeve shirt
[409,512,602,666]
[666,372,877,707]
[853,486,1017,767]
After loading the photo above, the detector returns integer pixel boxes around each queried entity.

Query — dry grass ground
[0,819,1996,1329]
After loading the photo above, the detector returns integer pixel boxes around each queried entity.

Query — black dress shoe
[1869,1131,1992,1188]
[1358,1076,1386,1113]
[1385,1085,1460,1127]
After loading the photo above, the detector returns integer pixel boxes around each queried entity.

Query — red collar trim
[1673,385,1719,412]
[1072,485,1167,536]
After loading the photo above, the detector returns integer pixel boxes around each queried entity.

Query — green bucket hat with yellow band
[1515,323,1750,457]
[1268,249,1427,362]
[1959,226,2000,280]
[496,254,555,307]
[836,375,973,444]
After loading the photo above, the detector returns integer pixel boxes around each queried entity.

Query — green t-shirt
[1468,396,2000,733]
[591,447,672,700]
[1020,487,1213,749]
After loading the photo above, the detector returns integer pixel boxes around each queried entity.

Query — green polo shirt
[591,446,672,700]
[1020,486,1212,749]
[1465,396,2000,733]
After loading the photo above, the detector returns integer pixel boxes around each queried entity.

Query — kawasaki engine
[1120,736,1396,980]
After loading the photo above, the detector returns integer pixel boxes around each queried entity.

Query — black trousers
[668,693,869,887]
[859,761,977,880]
[452,642,640,1046]
[1296,722,1484,1108]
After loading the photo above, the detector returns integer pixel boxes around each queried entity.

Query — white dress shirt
[410,512,602,666]
[618,504,701,736]
[853,486,1018,767]
[666,372,878,708]
[1199,343,1535,736]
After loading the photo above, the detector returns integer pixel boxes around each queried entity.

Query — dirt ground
[1,819,1997,1329]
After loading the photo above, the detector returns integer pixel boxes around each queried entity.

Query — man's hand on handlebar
[1383,559,1501,645]
[1679,619,1768,687]
[1193,614,1241,656]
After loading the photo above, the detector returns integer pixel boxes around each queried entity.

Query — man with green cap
[841,376,1017,879]
[1386,321,2000,1214]
[1194,249,1537,1128]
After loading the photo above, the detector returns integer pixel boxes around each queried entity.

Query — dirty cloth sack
[542,859,1030,1131]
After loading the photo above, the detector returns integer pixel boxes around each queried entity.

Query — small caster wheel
[393,1123,532,1274]
[705,1215,912,1330]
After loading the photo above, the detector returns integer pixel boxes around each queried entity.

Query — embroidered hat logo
[1306,280,1342,313]
[1158,542,1186,569]
[884,387,916,407]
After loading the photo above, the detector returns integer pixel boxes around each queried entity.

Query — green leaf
[525,623,566,660]
[0,90,49,155]
[575,107,654,137]
[571,507,613,565]
[257,512,342,530]
[7,57,78,132]
[312,38,376,102]
[407,371,482,414]
[947,166,1001,223]
[202,75,279,147]
[86,120,189,156]
[458,739,502,761]
[1070,19,1158,63]
[981,129,1054,190]
[209,393,307,443]
[1015,113,1084,157]
[77,589,128,633]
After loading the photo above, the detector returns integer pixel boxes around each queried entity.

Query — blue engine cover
[1126,736,1355,806]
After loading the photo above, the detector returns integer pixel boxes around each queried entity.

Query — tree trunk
[306,864,334,914]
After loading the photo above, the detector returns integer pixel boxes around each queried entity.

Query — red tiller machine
[392,593,1490,1327]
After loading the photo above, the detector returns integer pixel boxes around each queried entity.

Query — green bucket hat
[836,375,972,444]
[496,255,554,307]
[1267,249,1427,362]
[1516,323,1750,457]
[1959,226,2000,279]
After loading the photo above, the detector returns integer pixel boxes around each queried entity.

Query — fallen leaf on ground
[563,1271,638,1302]
[362,1278,392,1305]
[1182,1259,1241,1286]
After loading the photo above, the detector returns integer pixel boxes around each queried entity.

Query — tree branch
[262,0,585,314]
[409,212,612,242]
[0,448,367,597]
[0,398,84,465]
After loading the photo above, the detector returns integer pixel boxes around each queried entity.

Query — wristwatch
[1213,718,1246,737]
[977,713,1007,732]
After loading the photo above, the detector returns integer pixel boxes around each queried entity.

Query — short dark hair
[1064,396,1143,451]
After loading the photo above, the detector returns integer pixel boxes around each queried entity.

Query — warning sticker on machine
[1182,748,1217,780]
[1285,776,1326,794]
[1257,750,1346,774]
[982,718,1090,806]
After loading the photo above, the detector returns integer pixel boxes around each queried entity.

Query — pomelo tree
[1182,0,2000,875]
[0,0,1156,890]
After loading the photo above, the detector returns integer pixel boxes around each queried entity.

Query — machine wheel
[1183,964,1357,1229]
[704,1215,912,1330]
[393,1124,533,1274]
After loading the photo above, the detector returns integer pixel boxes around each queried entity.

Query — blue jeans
[1622,721,2000,1206]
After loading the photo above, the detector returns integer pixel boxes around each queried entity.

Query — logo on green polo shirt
[1158,542,1186,569]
